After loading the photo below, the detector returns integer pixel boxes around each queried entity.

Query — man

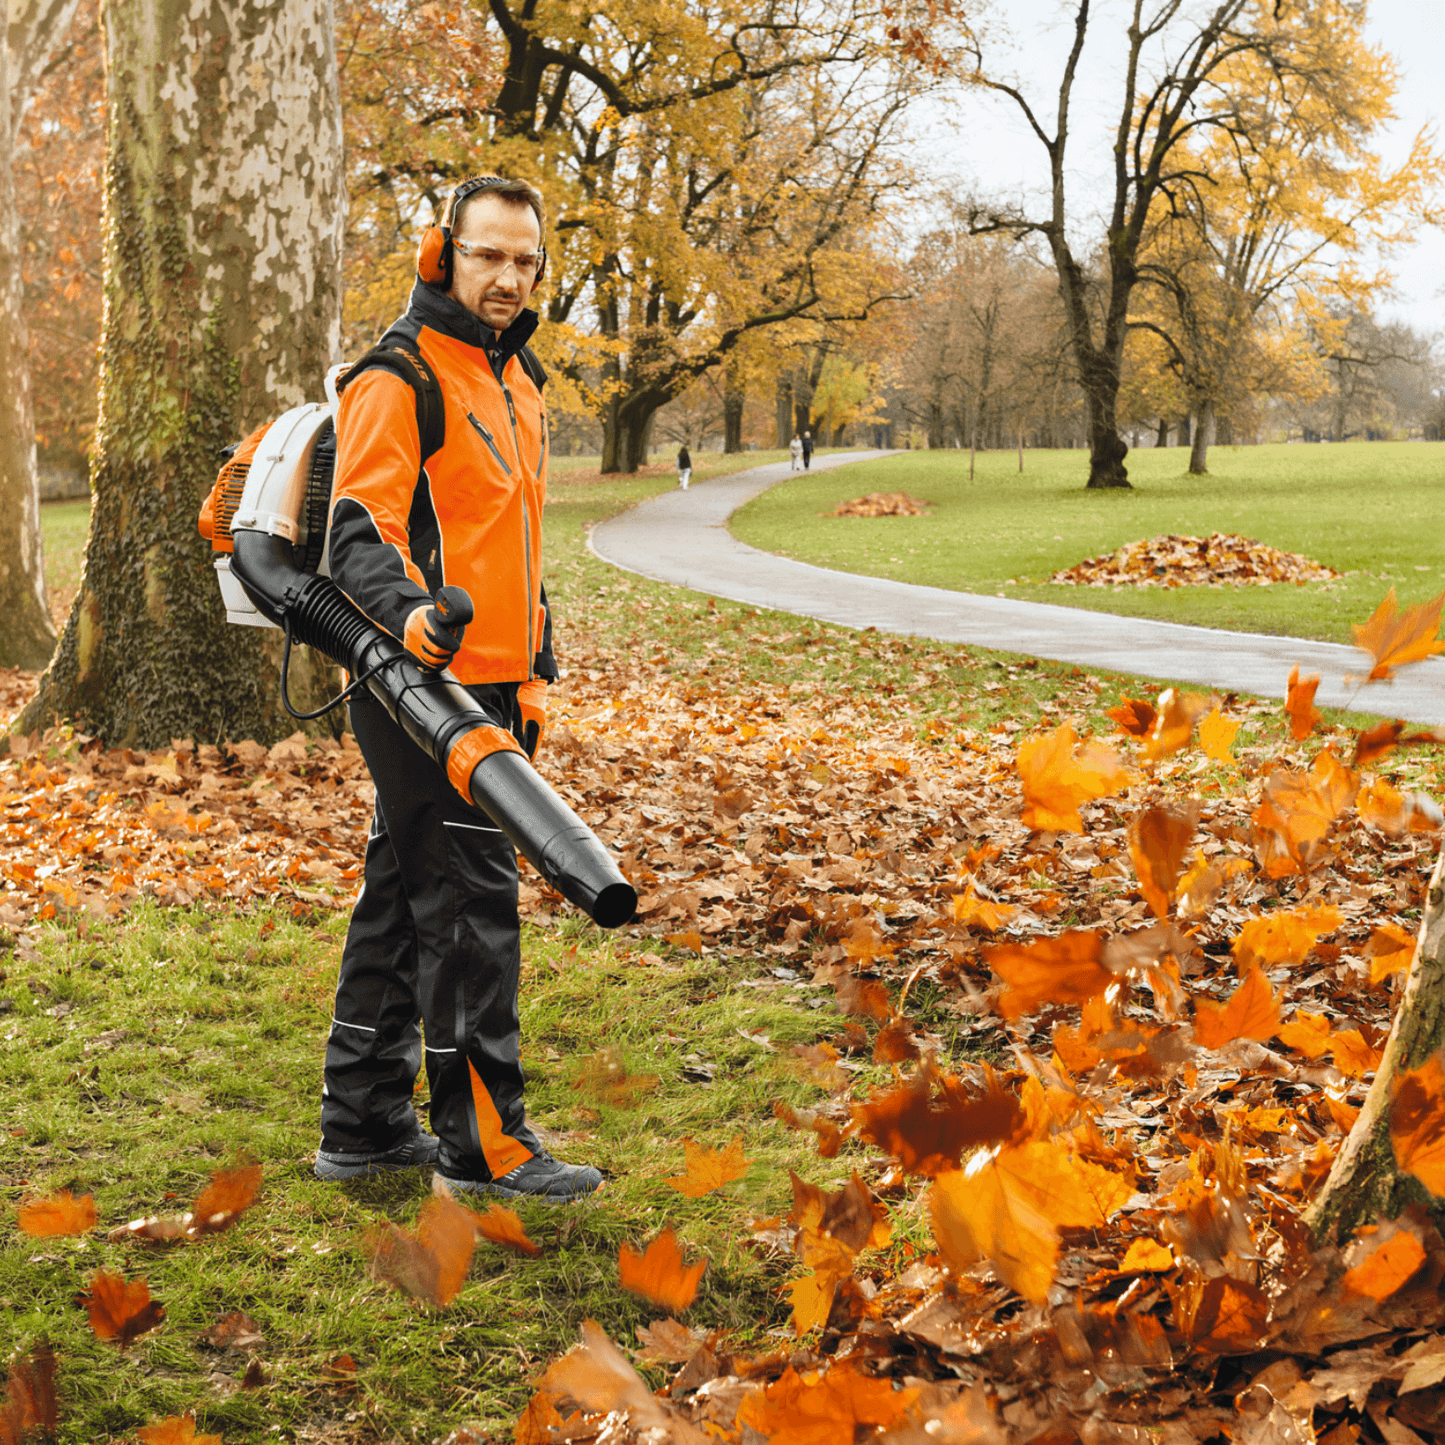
[314,175,602,1201]
[676,443,692,490]
[789,434,802,471]
[800,430,813,470]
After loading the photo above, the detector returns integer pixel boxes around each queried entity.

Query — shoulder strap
[516,344,547,393]
[336,341,447,464]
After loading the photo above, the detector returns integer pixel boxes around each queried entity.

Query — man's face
[448,193,543,333]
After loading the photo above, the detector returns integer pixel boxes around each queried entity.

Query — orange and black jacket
[329,282,555,685]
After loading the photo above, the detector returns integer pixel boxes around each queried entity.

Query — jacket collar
[408,280,540,357]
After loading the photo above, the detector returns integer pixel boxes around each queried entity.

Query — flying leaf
[202,1311,265,1350]
[737,1364,917,1440]
[789,1171,891,1253]
[188,1162,262,1236]
[539,1320,696,1442]
[985,930,1114,1019]
[997,1140,1132,1227]
[0,1341,57,1442]
[515,1391,567,1445]
[365,1193,475,1308]
[1129,805,1199,918]
[1277,1012,1333,1058]
[664,1136,751,1198]
[572,1048,659,1108]
[788,1042,848,1092]
[774,1101,844,1158]
[1349,720,1444,768]
[1356,779,1445,835]
[1392,1056,1445,1197]
[950,883,1015,933]
[1342,1223,1427,1301]
[785,1270,843,1335]
[1352,587,1445,680]
[1232,903,1342,971]
[1175,855,1252,920]
[931,1161,1057,1305]
[618,1227,705,1312]
[1108,698,1156,737]
[1367,923,1416,984]
[1144,689,1212,762]
[1330,1028,1384,1078]
[136,1414,222,1445]
[17,1189,97,1238]
[1198,708,1240,764]
[1252,755,1355,876]
[1120,1238,1174,1272]
[472,1202,542,1257]
[634,1317,707,1365]
[80,1270,165,1349]
[1172,1273,1271,1353]
[851,1071,1024,1176]
[834,973,892,1020]
[1284,667,1322,741]
[1193,969,1281,1050]
[1016,725,1128,832]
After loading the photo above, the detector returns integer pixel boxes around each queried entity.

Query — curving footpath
[588,449,1445,726]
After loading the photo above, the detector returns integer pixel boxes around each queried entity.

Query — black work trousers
[319,683,539,1182]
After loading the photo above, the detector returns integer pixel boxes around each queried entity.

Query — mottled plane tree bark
[0,0,85,668]
[20,0,345,746]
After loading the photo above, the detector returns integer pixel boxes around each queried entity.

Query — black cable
[279,615,399,720]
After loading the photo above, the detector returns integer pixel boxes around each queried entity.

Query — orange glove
[404,586,473,672]
[517,678,548,759]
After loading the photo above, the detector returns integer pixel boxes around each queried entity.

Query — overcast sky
[924,0,1445,340]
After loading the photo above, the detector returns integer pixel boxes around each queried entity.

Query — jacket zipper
[499,377,535,681]
[465,412,511,474]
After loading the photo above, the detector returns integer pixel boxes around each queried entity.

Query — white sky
[919,0,1445,340]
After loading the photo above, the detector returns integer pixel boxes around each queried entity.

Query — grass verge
[728,441,1445,645]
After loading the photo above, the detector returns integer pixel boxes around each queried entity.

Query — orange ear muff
[534,250,548,288]
[416,226,450,286]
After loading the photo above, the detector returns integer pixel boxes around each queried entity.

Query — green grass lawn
[729,441,1445,645]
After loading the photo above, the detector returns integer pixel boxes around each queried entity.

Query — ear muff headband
[415,175,546,289]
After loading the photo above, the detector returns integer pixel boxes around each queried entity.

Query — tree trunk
[1188,399,1215,475]
[927,399,943,449]
[18,0,344,747]
[601,390,667,473]
[1176,414,1191,447]
[775,372,792,448]
[1305,846,1445,1243]
[722,365,744,454]
[1155,417,1168,448]
[0,0,85,669]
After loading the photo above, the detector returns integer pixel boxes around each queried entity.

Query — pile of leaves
[827,492,932,518]
[1049,532,1342,589]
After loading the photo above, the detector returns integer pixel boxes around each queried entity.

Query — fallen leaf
[950,883,1015,933]
[365,1193,476,1308]
[618,1227,705,1312]
[985,930,1114,1019]
[1391,1055,1445,1197]
[664,1136,751,1198]
[0,1341,57,1441]
[17,1189,97,1238]
[1285,667,1322,741]
[1352,587,1445,680]
[1233,903,1342,971]
[931,1161,1057,1305]
[136,1413,223,1445]
[1368,923,1416,984]
[80,1270,165,1349]
[737,1363,917,1439]
[1343,1225,1427,1301]
[1120,1238,1174,1272]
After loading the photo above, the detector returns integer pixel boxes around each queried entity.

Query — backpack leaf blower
[199,363,637,930]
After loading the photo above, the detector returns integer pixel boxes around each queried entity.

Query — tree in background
[962,0,1428,490]
[0,0,86,668]
[21,0,346,746]
[1127,14,1439,474]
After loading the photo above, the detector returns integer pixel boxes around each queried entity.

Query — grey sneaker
[438,1150,603,1202]
[314,1132,440,1181]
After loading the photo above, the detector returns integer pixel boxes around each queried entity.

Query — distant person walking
[677,444,692,490]
[801,430,813,470]
[789,434,802,471]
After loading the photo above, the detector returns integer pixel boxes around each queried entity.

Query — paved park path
[589,448,1445,725]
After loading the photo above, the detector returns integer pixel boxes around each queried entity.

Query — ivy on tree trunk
[19,0,345,747]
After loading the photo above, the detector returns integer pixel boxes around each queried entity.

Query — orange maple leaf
[1232,903,1342,971]
[1193,969,1280,1050]
[0,1341,57,1442]
[1143,689,1212,762]
[834,972,892,1020]
[664,1135,751,1198]
[1392,1056,1445,1197]
[472,1202,541,1257]
[572,1048,660,1108]
[985,929,1114,1020]
[737,1364,918,1440]
[931,1159,1057,1305]
[1356,778,1445,835]
[1129,805,1199,919]
[189,1162,262,1237]
[1342,1224,1427,1301]
[1276,1011,1333,1059]
[514,1391,566,1445]
[1016,725,1128,833]
[1284,667,1322,741]
[365,1193,475,1308]
[774,1102,844,1158]
[1119,1238,1173,1272]
[17,1189,97,1238]
[1367,923,1416,985]
[1330,1028,1384,1079]
[1108,698,1156,738]
[1251,754,1355,876]
[1198,708,1240,765]
[618,1227,705,1312]
[80,1270,165,1349]
[949,882,1015,932]
[136,1414,223,1445]
[1353,587,1445,681]
[851,1072,1024,1176]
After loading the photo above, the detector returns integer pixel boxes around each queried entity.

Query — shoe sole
[437,1173,603,1203]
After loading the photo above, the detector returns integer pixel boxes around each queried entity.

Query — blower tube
[229,531,637,929]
